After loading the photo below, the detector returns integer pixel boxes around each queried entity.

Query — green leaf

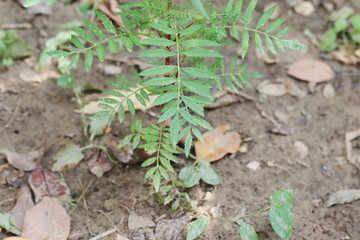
[120,35,133,52]
[244,0,257,25]
[241,30,250,58]
[135,93,146,106]
[153,172,161,192]
[139,49,177,58]
[269,189,295,240]
[47,0,57,5]
[184,131,193,156]
[197,160,220,185]
[186,217,209,240]
[47,50,71,58]
[183,80,213,98]
[266,18,286,33]
[23,0,42,7]
[160,157,175,172]
[85,49,93,71]
[256,5,276,29]
[275,39,285,53]
[179,24,204,36]
[153,91,178,106]
[191,126,204,142]
[239,222,259,240]
[224,0,234,14]
[179,108,197,125]
[234,0,244,21]
[179,165,195,181]
[334,18,347,33]
[182,48,223,58]
[191,0,209,19]
[140,38,175,47]
[193,116,213,130]
[145,167,157,179]
[72,27,96,44]
[96,44,106,62]
[144,77,177,86]
[181,95,204,116]
[91,111,109,120]
[148,23,176,34]
[158,107,177,122]
[180,39,221,47]
[270,189,295,208]
[117,134,134,149]
[139,65,176,77]
[127,98,135,115]
[84,19,105,38]
[351,14,360,32]
[118,104,125,123]
[68,53,80,70]
[254,32,263,52]
[108,39,119,54]
[169,114,180,146]
[58,74,75,88]
[141,157,157,167]
[265,36,276,54]
[269,207,293,240]
[276,27,290,38]
[95,10,116,34]
[71,35,85,49]
[89,116,109,140]
[0,212,21,235]
[282,40,307,51]
[158,165,169,179]
[183,67,220,79]
[52,144,84,172]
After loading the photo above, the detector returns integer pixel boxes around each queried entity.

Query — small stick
[89,228,117,240]
[0,23,32,29]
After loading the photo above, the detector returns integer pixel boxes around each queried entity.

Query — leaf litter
[52,144,84,172]
[0,164,25,187]
[287,59,335,83]
[194,125,242,162]
[21,197,71,240]
[0,148,43,171]
[9,185,35,230]
[325,189,360,207]
[28,168,71,204]
[86,149,114,178]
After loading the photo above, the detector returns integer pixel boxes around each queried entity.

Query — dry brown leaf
[195,125,242,162]
[332,47,360,65]
[21,197,70,240]
[87,149,114,178]
[0,148,43,171]
[345,129,360,167]
[325,189,360,207]
[9,185,35,230]
[287,59,335,82]
[78,87,158,115]
[155,216,191,240]
[28,168,71,204]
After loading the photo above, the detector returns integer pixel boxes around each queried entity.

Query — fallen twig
[89,228,117,240]
[0,23,32,29]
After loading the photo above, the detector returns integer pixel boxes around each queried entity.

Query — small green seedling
[320,7,360,52]
[0,30,32,65]
[187,189,295,240]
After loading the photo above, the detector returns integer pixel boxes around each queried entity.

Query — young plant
[24,0,305,215]
[320,7,360,52]
[187,189,295,240]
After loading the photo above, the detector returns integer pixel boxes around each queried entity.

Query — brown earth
[0,0,360,239]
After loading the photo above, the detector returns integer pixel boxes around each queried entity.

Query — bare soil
[1,0,360,239]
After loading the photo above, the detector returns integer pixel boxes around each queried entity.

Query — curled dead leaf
[86,149,114,178]
[0,148,43,171]
[0,164,25,187]
[195,125,242,162]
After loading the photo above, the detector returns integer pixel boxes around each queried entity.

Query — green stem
[73,87,88,138]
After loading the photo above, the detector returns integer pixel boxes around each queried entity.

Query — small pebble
[246,161,260,171]
[294,1,315,16]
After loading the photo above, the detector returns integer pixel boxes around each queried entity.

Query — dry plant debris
[287,59,335,82]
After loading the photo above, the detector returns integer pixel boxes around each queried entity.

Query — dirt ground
[1,0,360,239]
